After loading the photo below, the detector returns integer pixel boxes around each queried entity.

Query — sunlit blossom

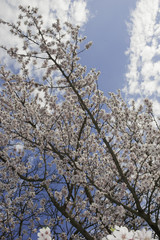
[37,227,52,240]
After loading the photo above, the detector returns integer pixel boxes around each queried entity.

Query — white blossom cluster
[102,226,158,240]
[37,226,158,240]
[0,5,159,240]
[38,227,52,240]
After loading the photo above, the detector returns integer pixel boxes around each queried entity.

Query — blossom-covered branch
[0,5,159,240]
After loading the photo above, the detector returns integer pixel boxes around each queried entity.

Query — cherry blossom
[105,226,134,240]
[37,227,52,240]
[0,5,159,240]
[134,229,154,240]
[103,226,158,240]
[37,226,157,240]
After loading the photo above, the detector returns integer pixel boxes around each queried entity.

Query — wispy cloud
[124,0,160,113]
[0,0,89,99]
[0,0,89,65]
[0,0,88,26]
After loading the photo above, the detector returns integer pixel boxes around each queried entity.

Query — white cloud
[15,143,24,152]
[124,0,160,115]
[0,0,89,99]
[0,0,89,67]
[0,0,88,25]
[69,0,88,26]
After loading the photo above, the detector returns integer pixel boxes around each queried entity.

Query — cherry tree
[0,6,159,240]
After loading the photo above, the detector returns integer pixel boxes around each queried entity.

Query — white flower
[134,229,153,240]
[107,226,134,240]
[103,226,157,240]
[37,227,52,240]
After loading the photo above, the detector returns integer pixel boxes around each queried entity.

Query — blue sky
[1,0,160,114]
[0,1,160,238]
[81,0,137,95]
